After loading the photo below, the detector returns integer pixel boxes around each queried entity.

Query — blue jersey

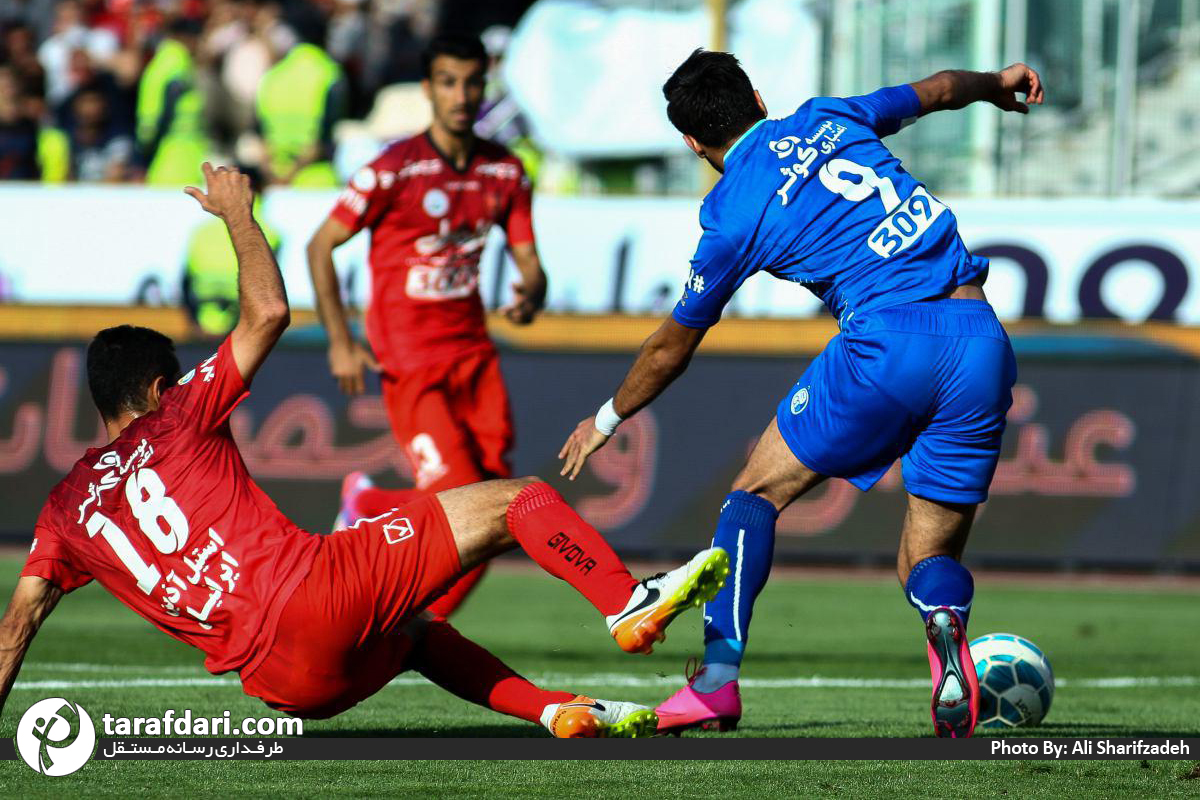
[672,85,988,328]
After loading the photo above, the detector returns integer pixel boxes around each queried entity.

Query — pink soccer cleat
[654,662,742,735]
[332,471,374,531]
[925,607,979,738]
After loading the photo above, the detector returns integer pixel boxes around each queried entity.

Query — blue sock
[702,491,778,667]
[904,555,974,626]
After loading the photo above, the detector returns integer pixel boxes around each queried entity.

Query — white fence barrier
[1,185,1198,324]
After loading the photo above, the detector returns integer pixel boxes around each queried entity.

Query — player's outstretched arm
[909,63,1043,116]
[559,318,705,480]
[500,242,547,325]
[0,577,63,717]
[306,217,381,396]
[185,162,291,384]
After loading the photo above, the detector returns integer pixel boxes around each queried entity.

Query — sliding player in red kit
[0,164,729,737]
[307,34,544,619]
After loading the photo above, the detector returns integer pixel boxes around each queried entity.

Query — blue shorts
[776,299,1016,504]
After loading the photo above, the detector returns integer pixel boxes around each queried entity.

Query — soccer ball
[970,633,1054,728]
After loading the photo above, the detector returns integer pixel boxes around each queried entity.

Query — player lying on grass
[560,52,1043,738]
[0,164,729,738]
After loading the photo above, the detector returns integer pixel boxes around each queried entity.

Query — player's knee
[495,476,540,505]
[485,477,542,547]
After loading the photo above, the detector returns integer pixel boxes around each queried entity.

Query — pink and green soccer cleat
[926,607,979,738]
[332,471,374,531]
[654,662,742,735]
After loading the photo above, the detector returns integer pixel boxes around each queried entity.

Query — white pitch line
[19,662,206,674]
[11,671,1199,691]
[13,677,240,690]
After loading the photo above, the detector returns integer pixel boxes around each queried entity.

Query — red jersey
[21,339,319,675]
[328,133,535,372]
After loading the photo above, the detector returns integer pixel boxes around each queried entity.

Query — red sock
[411,620,574,723]
[426,563,488,619]
[506,482,638,616]
[355,487,424,519]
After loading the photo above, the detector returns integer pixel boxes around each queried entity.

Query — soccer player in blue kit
[559,50,1043,738]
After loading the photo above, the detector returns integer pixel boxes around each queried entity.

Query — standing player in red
[0,164,729,736]
[306,34,544,619]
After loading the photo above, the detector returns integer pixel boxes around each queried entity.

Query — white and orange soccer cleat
[605,547,730,655]
[541,696,658,738]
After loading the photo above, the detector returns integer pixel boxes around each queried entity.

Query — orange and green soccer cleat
[605,547,730,655]
[542,696,659,738]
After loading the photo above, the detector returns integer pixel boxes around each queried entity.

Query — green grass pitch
[1,556,1197,796]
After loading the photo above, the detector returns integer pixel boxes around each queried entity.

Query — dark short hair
[663,49,764,148]
[166,16,203,39]
[284,3,327,47]
[421,34,487,78]
[87,326,181,421]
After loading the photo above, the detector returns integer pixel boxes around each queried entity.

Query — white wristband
[594,398,623,436]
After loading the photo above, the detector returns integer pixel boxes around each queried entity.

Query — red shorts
[240,496,462,718]
[381,346,513,492]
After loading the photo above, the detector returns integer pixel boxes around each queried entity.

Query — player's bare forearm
[613,318,705,417]
[227,213,289,331]
[559,318,704,479]
[910,63,1043,115]
[307,217,381,395]
[306,219,356,347]
[503,242,547,324]
[186,163,289,383]
[0,577,62,716]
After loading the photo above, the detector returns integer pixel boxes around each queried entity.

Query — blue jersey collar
[723,118,765,166]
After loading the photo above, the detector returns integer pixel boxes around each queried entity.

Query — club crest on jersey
[422,188,450,218]
[383,517,414,545]
[790,386,810,415]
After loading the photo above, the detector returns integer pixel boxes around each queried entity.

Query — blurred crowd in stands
[0,0,530,183]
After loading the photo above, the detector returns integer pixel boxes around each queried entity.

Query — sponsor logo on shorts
[790,386,810,415]
[16,697,96,776]
[383,517,414,545]
[547,531,597,575]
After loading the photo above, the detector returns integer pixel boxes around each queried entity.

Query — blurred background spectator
[137,17,206,185]
[1,0,538,185]
[253,2,343,186]
[67,80,131,179]
[0,65,40,178]
[2,0,1197,198]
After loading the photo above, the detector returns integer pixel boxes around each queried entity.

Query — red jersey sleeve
[504,166,535,247]
[22,505,93,592]
[329,159,396,235]
[169,337,249,433]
